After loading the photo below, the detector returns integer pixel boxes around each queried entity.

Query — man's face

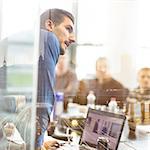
[56,55,68,75]
[52,16,75,55]
[96,60,108,78]
[56,55,67,71]
[138,70,150,89]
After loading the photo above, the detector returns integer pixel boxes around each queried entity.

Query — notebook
[79,108,126,150]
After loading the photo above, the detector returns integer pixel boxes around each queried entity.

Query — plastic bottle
[87,91,96,109]
[108,97,117,112]
[54,92,64,119]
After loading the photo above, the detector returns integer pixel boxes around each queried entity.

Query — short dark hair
[40,8,74,29]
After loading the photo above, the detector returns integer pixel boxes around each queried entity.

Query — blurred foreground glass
[0,0,39,149]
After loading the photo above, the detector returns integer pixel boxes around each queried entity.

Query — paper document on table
[4,123,25,145]
[137,125,150,133]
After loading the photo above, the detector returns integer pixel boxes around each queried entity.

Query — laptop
[79,108,126,150]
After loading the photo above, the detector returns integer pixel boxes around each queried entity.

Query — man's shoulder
[110,77,124,88]
[40,29,58,42]
[39,29,60,61]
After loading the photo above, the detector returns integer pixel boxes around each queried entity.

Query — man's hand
[43,140,59,150]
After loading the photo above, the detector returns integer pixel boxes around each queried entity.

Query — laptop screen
[80,108,126,150]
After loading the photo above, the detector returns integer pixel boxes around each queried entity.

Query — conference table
[45,104,150,150]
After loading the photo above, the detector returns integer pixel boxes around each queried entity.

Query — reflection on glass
[0,31,35,150]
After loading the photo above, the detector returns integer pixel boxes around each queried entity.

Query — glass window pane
[0,0,38,149]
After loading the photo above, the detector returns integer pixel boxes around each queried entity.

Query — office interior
[0,0,150,149]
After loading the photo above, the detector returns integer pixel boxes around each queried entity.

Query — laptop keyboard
[79,145,96,150]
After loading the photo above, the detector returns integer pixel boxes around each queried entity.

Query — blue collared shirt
[37,29,60,115]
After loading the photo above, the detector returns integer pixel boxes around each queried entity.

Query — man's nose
[69,33,75,43]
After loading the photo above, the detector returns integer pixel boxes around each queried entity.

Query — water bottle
[54,92,64,119]
[87,91,96,109]
[108,97,117,112]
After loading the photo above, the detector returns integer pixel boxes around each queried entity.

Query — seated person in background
[126,68,150,123]
[55,53,78,110]
[75,57,128,108]
[128,67,150,100]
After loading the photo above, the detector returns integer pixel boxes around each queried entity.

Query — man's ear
[45,19,55,31]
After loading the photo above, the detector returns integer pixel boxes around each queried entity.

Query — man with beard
[36,8,75,150]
